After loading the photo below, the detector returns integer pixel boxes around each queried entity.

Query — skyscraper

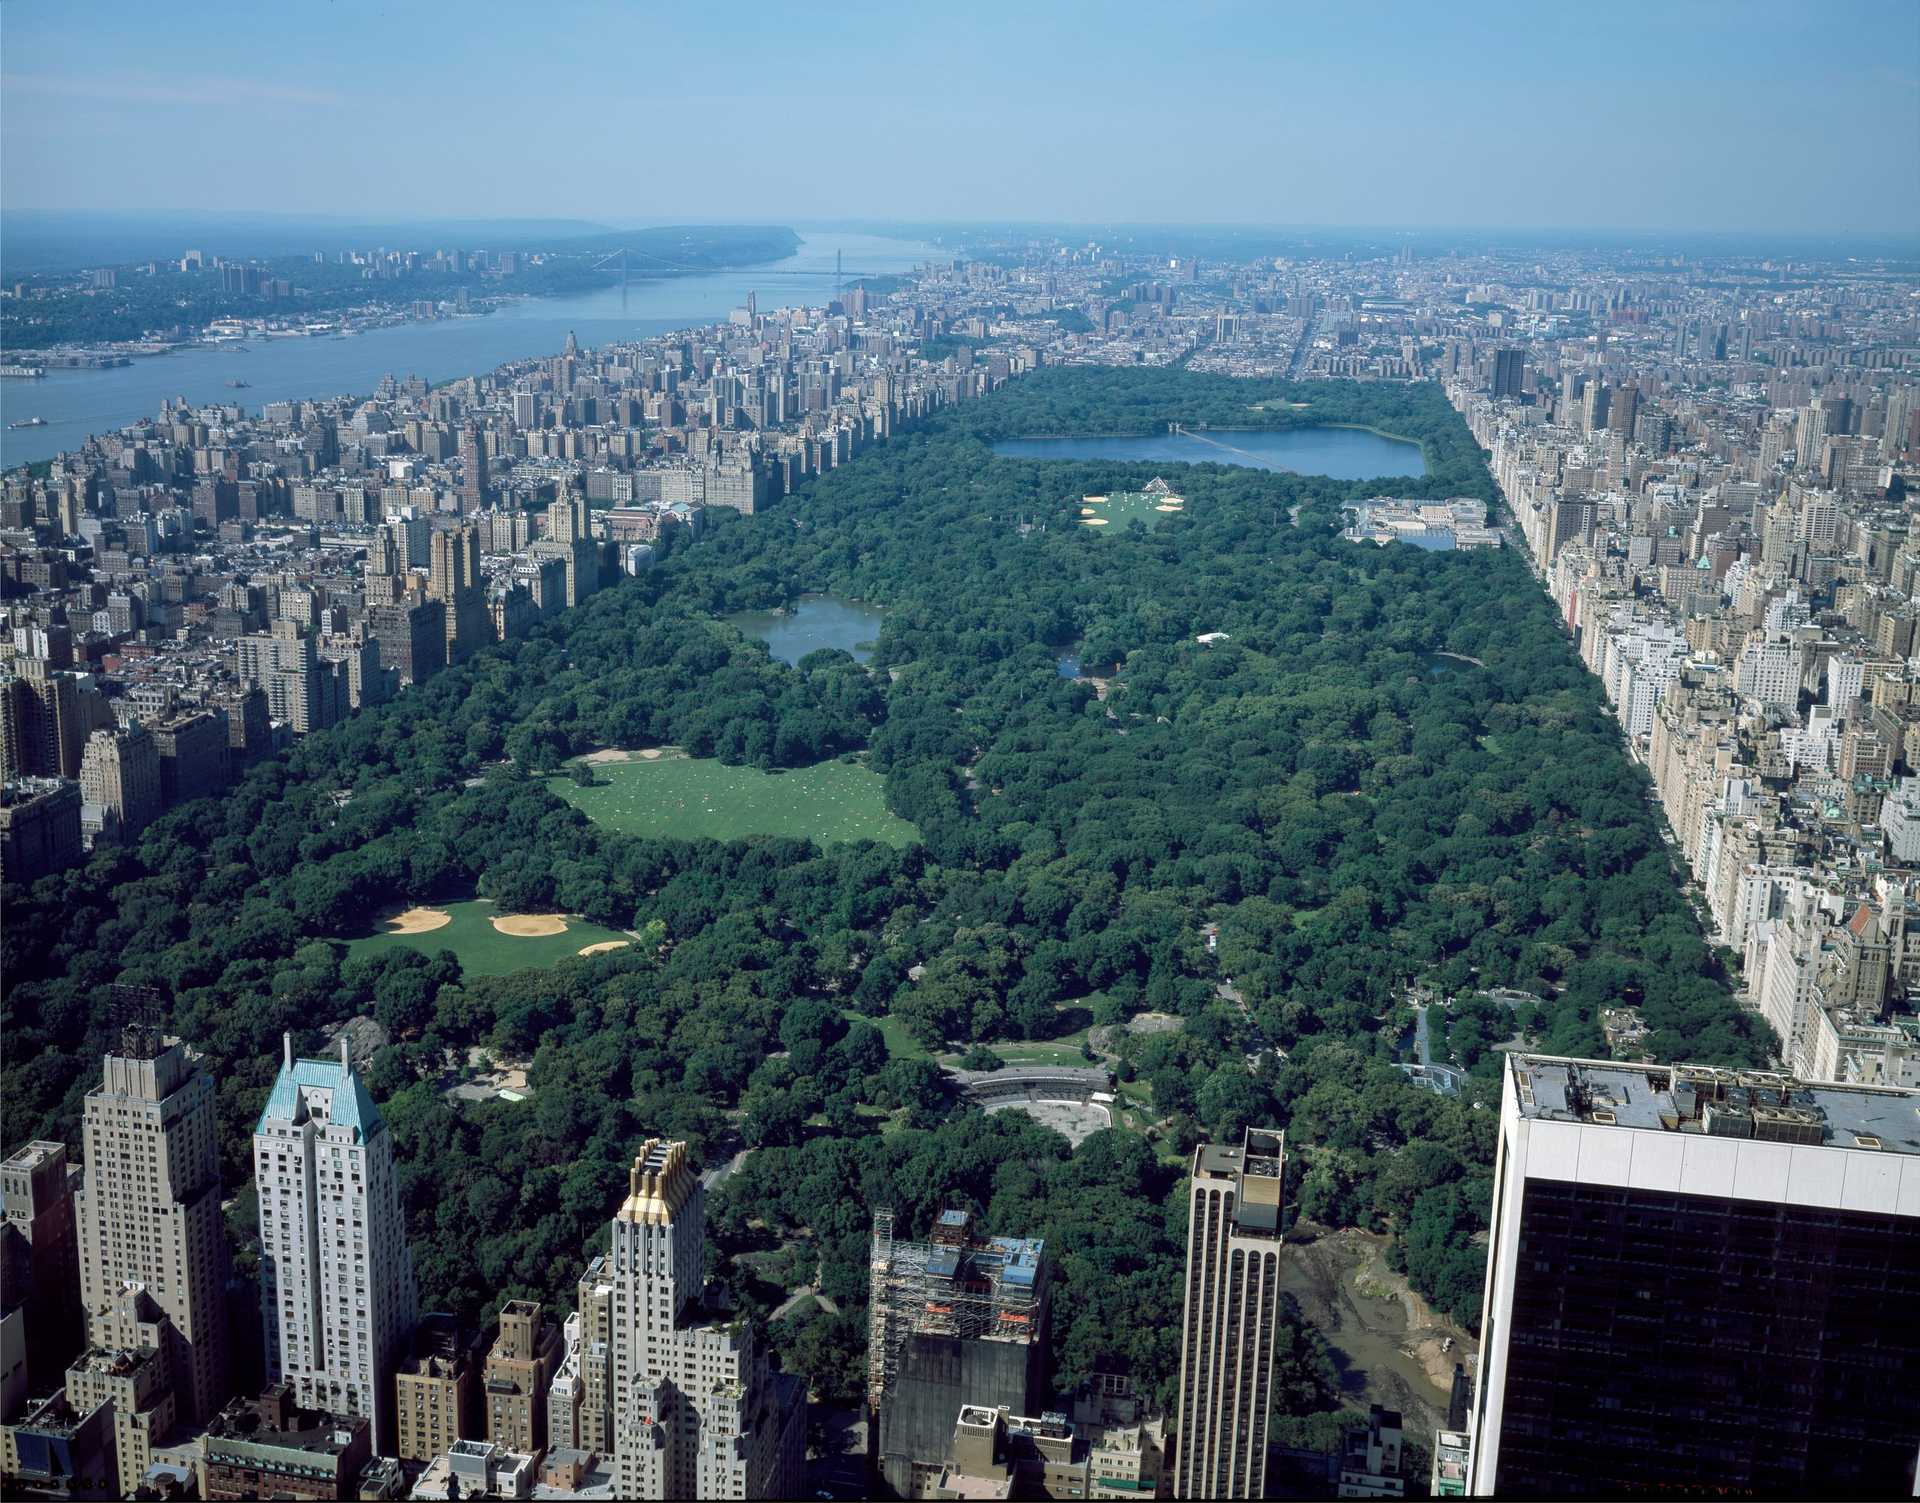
[254,1035,417,1455]
[458,422,487,513]
[868,1207,1051,1496]
[605,1140,804,1500]
[1491,348,1526,403]
[1581,381,1610,435]
[1468,1053,1920,1496]
[72,1023,230,1427]
[428,523,489,666]
[1173,1127,1287,1500]
[1607,382,1639,438]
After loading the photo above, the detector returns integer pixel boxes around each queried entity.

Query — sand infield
[491,913,569,938]
[577,940,633,956]
[1081,517,1110,526]
[384,907,451,935]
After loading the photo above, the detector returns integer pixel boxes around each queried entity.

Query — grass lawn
[838,1008,932,1061]
[552,753,918,847]
[343,899,634,978]
[972,1033,1094,1067]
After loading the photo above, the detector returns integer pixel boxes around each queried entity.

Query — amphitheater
[947,1065,1116,1146]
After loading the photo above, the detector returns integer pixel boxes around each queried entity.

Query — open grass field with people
[551,750,919,847]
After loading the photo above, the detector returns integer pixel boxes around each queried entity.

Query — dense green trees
[0,366,1761,1410]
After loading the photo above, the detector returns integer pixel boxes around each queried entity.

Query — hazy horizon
[4,0,1916,237]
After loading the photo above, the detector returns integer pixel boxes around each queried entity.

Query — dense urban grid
[2,228,1919,1500]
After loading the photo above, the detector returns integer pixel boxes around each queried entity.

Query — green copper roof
[256,1057,384,1142]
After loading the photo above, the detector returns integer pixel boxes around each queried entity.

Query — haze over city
[3,3,1920,1502]
[3,0,1917,235]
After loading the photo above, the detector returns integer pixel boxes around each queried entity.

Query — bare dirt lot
[1281,1223,1477,1436]
[490,913,569,937]
[383,907,451,934]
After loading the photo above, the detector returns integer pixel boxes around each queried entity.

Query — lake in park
[991,426,1427,479]
[725,594,885,665]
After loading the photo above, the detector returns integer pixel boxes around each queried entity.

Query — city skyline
[3,0,1917,235]
[2,13,1919,1485]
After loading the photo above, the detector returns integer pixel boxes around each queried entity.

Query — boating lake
[725,595,884,666]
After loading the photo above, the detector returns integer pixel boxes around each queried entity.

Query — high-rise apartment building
[394,1314,482,1463]
[0,1139,83,1396]
[0,778,83,883]
[548,1258,616,1455]
[1173,1127,1287,1500]
[78,721,163,837]
[1606,382,1639,438]
[237,623,338,736]
[65,1282,180,1496]
[72,1024,229,1426]
[484,1300,562,1456]
[255,1036,417,1455]
[1468,1053,1920,1496]
[365,601,446,686]
[428,524,490,666]
[604,1140,804,1500]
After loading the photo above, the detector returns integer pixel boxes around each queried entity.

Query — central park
[2,365,1762,1444]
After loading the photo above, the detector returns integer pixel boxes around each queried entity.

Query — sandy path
[491,914,569,937]
[384,907,451,934]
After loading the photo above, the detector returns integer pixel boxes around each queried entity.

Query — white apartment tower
[254,1034,417,1454]
[1734,634,1801,712]
[73,1023,230,1426]
[606,1140,804,1500]
[1173,1127,1287,1500]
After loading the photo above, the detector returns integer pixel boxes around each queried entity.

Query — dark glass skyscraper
[1470,1054,1920,1496]
[1492,347,1526,402]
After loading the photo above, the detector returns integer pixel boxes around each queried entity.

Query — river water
[0,231,941,468]
[991,426,1427,480]
[725,595,885,666]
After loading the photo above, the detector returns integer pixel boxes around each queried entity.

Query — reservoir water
[991,426,1426,480]
[0,231,940,468]
[726,595,885,666]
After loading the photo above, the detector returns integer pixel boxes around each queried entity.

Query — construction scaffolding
[866,1206,1046,1417]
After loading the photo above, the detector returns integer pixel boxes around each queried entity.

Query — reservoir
[0,231,940,468]
[726,595,884,666]
[991,426,1426,480]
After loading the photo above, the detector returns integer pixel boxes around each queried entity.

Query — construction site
[867,1207,1050,1498]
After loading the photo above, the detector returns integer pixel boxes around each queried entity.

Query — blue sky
[3,0,1916,234]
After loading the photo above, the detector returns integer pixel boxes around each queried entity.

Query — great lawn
[551,752,918,847]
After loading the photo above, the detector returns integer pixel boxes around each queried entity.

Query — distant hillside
[1,213,622,274]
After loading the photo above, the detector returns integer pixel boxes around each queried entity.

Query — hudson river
[0,231,939,467]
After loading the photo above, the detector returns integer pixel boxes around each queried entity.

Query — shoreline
[0,248,817,369]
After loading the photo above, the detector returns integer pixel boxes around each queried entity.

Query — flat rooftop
[1510,1054,1920,1157]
